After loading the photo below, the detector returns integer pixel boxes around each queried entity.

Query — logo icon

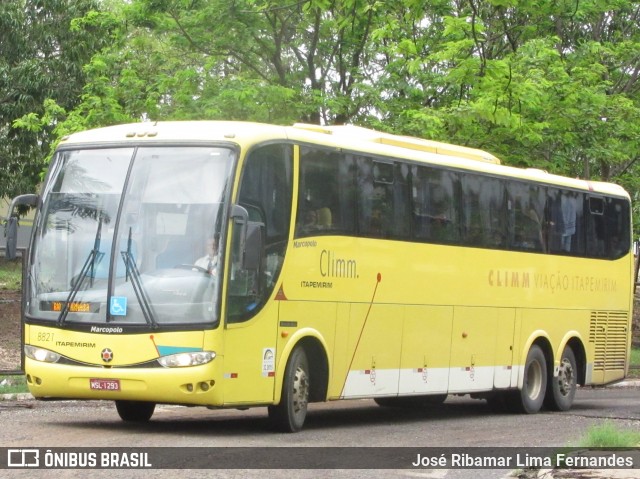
[101,348,114,363]
[7,449,39,467]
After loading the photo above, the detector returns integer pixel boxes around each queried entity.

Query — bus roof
[290,123,502,164]
[58,121,629,199]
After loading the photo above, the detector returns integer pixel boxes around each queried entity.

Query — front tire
[544,346,577,411]
[115,400,156,422]
[510,344,547,414]
[268,347,310,432]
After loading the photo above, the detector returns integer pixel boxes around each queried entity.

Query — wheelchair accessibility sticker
[110,296,127,316]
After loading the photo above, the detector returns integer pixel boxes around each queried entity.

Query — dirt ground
[0,289,22,371]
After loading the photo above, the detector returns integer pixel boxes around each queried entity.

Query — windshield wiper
[57,217,104,326]
[118,227,158,329]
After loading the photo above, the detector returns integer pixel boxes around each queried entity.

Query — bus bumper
[25,358,224,406]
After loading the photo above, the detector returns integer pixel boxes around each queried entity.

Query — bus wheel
[115,400,156,422]
[268,347,310,432]
[511,345,547,414]
[544,346,577,411]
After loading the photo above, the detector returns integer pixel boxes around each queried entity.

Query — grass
[0,258,26,395]
[0,257,22,291]
[579,421,640,447]
[0,375,28,395]
[631,347,640,367]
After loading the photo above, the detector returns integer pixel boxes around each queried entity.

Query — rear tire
[115,400,156,422]
[544,346,577,411]
[510,344,547,414]
[268,347,310,432]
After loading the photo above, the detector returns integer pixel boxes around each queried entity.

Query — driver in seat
[194,234,219,275]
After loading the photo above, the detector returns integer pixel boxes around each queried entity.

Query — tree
[376,0,640,186]
[13,0,640,228]
[0,0,115,200]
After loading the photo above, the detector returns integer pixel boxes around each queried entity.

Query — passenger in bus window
[300,207,332,233]
[560,193,578,252]
[610,235,624,258]
[316,207,332,228]
[303,209,318,229]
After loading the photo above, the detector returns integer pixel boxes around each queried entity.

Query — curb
[0,392,33,401]
[606,379,640,388]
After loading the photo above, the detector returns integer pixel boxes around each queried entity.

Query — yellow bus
[5,121,633,432]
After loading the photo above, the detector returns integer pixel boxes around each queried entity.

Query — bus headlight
[25,345,61,363]
[157,351,216,368]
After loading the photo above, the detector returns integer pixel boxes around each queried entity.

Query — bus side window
[460,174,506,248]
[228,144,292,323]
[585,196,606,257]
[411,165,460,244]
[547,189,581,255]
[296,147,356,237]
[357,157,410,239]
[507,182,545,252]
[585,196,631,259]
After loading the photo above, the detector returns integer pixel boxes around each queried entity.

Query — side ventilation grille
[589,311,629,372]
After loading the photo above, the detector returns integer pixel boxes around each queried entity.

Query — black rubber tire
[544,346,577,411]
[115,400,156,422]
[268,347,310,432]
[509,344,547,414]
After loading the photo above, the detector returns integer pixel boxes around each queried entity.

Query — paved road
[1,385,639,478]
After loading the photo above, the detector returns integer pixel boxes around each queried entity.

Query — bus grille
[589,311,629,371]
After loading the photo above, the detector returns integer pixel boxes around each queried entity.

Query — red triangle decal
[275,284,287,301]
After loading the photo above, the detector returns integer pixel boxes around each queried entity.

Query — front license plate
[89,378,121,391]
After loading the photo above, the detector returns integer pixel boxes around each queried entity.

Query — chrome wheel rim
[525,359,543,400]
[557,357,575,397]
[292,365,309,416]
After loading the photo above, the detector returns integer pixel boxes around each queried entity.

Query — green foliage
[631,347,640,368]
[1,0,118,200]
[5,0,640,235]
[0,258,22,291]
[0,376,28,395]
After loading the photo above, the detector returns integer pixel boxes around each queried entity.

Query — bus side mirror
[4,194,38,260]
[230,204,264,271]
[5,217,18,260]
[243,222,264,271]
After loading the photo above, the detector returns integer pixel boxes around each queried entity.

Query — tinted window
[411,166,460,243]
[461,174,506,248]
[296,147,356,237]
[294,145,630,260]
[585,195,630,259]
[546,189,584,255]
[230,143,293,323]
[356,157,411,239]
[507,182,546,252]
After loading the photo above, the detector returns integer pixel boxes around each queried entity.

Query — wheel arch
[562,335,587,386]
[518,332,553,390]
[274,329,330,404]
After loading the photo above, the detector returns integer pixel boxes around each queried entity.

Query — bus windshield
[28,146,235,328]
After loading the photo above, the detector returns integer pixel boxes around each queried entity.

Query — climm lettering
[488,270,530,288]
[320,250,358,279]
